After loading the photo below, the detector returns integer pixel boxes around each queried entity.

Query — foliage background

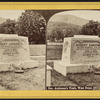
[0,10,46,44]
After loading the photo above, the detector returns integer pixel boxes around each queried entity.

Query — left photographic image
[0,10,46,90]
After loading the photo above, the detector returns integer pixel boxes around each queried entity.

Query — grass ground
[47,45,62,60]
[51,68,100,90]
[0,63,45,90]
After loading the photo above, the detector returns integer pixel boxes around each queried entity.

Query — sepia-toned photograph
[0,10,46,90]
[46,10,100,90]
[1,1,100,98]
[2,9,100,90]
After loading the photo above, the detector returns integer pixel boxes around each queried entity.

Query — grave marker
[0,34,38,72]
[54,35,98,76]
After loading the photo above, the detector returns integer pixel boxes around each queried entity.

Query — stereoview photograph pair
[0,10,99,90]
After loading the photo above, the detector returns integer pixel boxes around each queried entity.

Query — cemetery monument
[54,35,100,76]
[0,34,38,72]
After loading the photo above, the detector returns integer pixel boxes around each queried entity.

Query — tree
[81,20,100,36]
[15,10,46,44]
[56,29,64,41]
[0,19,16,34]
[48,21,81,42]
[49,29,57,42]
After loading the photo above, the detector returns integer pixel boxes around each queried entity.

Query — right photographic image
[46,10,100,90]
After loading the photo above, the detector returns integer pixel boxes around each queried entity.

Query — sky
[0,10,100,22]
[0,10,25,20]
[54,10,100,21]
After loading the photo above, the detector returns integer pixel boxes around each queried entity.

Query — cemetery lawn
[0,44,45,90]
[47,45,62,60]
[0,65,45,90]
[48,61,100,90]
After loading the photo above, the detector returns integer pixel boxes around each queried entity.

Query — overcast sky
[0,10,100,22]
[55,10,100,21]
[0,10,25,20]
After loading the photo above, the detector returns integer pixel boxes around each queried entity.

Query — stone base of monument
[21,60,38,69]
[0,60,38,72]
[54,61,94,76]
[0,63,11,72]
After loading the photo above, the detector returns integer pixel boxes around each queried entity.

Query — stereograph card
[0,1,99,99]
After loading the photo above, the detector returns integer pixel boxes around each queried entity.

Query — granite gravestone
[0,34,38,72]
[62,35,100,64]
[54,35,99,76]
